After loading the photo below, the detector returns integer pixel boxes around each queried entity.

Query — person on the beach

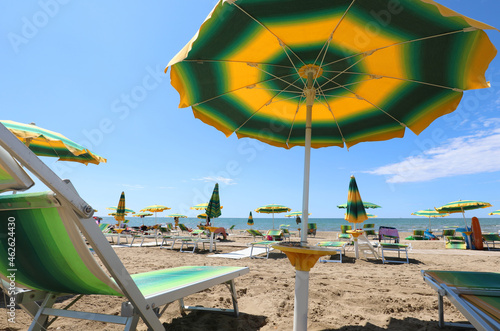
[296,216,301,225]
[205,216,211,227]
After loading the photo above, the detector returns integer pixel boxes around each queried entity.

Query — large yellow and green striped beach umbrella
[141,204,171,223]
[0,120,106,165]
[166,2,497,329]
[345,176,368,229]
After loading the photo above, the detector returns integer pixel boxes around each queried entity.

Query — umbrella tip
[29,122,36,126]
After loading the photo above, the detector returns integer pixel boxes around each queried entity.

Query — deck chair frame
[379,243,410,264]
[421,270,500,331]
[247,240,279,259]
[317,241,345,263]
[0,124,249,331]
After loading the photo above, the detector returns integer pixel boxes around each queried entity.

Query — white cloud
[367,128,500,183]
[193,176,236,185]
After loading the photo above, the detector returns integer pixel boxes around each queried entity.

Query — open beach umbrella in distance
[247,211,254,227]
[106,206,135,214]
[435,200,492,229]
[141,204,171,224]
[190,202,224,210]
[0,120,106,165]
[167,213,187,218]
[133,211,153,225]
[489,210,500,216]
[165,1,497,329]
[197,213,207,219]
[255,204,291,229]
[285,211,311,217]
[412,209,449,231]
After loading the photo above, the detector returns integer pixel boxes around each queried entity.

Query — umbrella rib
[234,77,303,133]
[314,0,356,87]
[316,86,347,146]
[286,96,306,147]
[327,79,406,127]
[318,54,367,90]
[321,28,475,84]
[191,73,298,107]
[229,2,306,68]
[322,70,464,92]
[181,59,293,70]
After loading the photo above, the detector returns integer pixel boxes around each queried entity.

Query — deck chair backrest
[0,191,122,296]
[0,145,34,193]
[442,229,456,236]
[179,223,190,232]
[340,224,352,233]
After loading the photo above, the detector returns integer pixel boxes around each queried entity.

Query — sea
[98,216,500,234]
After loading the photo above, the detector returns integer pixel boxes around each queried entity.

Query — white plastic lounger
[379,243,410,264]
[247,240,280,259]
[317,241,346,263]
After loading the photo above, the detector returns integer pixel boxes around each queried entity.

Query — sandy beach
[2,230,499,330]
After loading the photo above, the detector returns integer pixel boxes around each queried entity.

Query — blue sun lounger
[0,125,249,331]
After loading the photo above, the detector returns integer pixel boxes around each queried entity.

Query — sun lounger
[422,270,500,330]
[307,223,317,237]
[363,223,377,239]
[445,236,467,249]
[379,243,410,264]
[266,229,284,241]
[317,241,346,263]
[338,224,352,241]
[357,234,380,260]
[482,234,500,250]
[247,240,280,259]
[378,226,400,243]
[0,125,250,330]
[440,228,456,239]
[246,229,265,241]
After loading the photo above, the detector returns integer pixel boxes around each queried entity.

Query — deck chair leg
[438,291,445,328]
[29,293,57,331]
[228,280,240,317]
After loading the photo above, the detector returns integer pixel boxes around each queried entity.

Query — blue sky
[1,0,499,219]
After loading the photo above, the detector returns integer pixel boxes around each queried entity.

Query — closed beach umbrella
[247,211,254,227]
[489,210,500,216]
[412,209,449,231]
[337,202,381,209]
[345,176,368,230]
[435,200,492,228]
[114,191,126,226]
[166,1,496,329]
[255,204,291,229]
[0,120,106,165]
[141,204,171,223]
[206,183,222,219]
[344,213,377,219]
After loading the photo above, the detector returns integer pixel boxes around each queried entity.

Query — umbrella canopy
[197,213,208,219]
[337,202,381,209]
[206,183,222,219]
[114,191,126,225]
[247,211,254,226]
[167,213,187,218]
[489,210,500,216]
[255,204,291,229]
[345,176,368,229]
[412,209,449,230]
[166,1,497,329]
[285,211,311,217]
[436,200,492,228]
[106,206,135,214]
[190,203,224,210]
[134,211,153,218]
[0,120,106,165]
[141,204,171,223]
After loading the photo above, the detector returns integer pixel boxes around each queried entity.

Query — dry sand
[2,230,499,330]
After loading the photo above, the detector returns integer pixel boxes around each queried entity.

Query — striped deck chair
[482,234,500,250]
[363,223,377,239]
[0,145,34,193]
[422,270,500,330]
[338,224,352,241]
[412,229,426,240]
[0,125,249,331]
[246,229,265,241]
[445,236,467,249]
[317,241,346,263]
[440,228,456,239]
[178,223,192,233]
[379,243,410,264]
[266,229,284,241]
[307,223,317,237]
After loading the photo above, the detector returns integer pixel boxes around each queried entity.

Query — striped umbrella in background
[206,183,222,222]
[197,213,207,219]
[0,120,106,165]
[114,191,126,226]
[255,204,291,229]
[436,200,492,228]
[345,176,368,230]
[141,204,171,224]
[133,211,153,225]
[285,211,311,217]
[247,211,254,227]
[107,206,135,214]
[489,210,500,216]
[412,209,449,231]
